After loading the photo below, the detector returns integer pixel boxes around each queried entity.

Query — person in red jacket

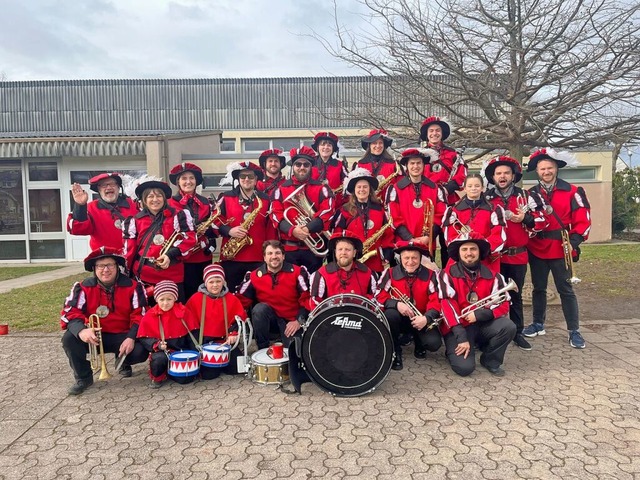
[420,116,468,265]
[438,233,516,377]
[122,178,196,303]
[332,168,394,274]
[522,148,591,349]
[67,172,139,251]
[376,241,442,371]
[484,155,547,351]
[271,146,335,273]
[237,240,311,350]
[310,131,348,208]
[185,263,247,378]
[61,247,148,395]
[167,162,217,299]
[137,280,199,388]
[387,148,448,257]
[256,149,287,199]
[355,129,401,201]
[309,231,377,309]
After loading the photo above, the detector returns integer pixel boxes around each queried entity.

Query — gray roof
[1,77,403,136]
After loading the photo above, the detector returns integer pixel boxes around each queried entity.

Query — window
[202,174,228,190]
[0,160,25,235]
[522,167,597,182]
[221,139,236,153]
[28,189,62,233]
[243,140,271,153]
[273,138,303,152]
[29,239,65,259]
[28,161,58,182]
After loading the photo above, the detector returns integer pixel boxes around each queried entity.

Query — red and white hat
[394,240,430,257]
[483,155,523,184]
[169,162,203,186]
[311,132,340,153]
[361,129,393,150]
[398,148,439,166]
[288,146,317,165]
[83,246,126,272]
[219,161,265,186]
[258,149,286,170]
[526,148,579,172]
[420,116,452,142]
[203,263,226,283]
[328,230,364,258]
[343,167,379,195]
[153,280,179,301]
[89,173,122,193]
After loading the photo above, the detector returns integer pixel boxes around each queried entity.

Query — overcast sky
[0,0,367,81]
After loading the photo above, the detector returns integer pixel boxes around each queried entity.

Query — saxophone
[359,217,394,263]
[220,196,263,260]
[374,161,402,198]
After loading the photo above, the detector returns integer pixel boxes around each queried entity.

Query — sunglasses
[239,173,257,180]
[293,162,311,168]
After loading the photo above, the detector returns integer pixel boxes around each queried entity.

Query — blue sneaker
[569,330,586,349]
[522,322,546,337]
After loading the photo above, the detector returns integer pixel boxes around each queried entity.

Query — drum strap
[198,294,206,346]
[180,318,201,351]
[223,297,229,339]
[157,315,170,358]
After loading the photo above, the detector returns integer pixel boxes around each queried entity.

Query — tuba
[221,196,263,259]
[283,184,329,257]
[89,313,112,381]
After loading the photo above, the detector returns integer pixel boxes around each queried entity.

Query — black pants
[285,249,323,274]
[528,253,579,331]
[500,262,527,334]
[438,230,449,267]
[385,309,442,354]
[62,330,148,381]
[252,303,301,349]
[183,261,210,300]
[221,260,262,294]
[443,316,516,377]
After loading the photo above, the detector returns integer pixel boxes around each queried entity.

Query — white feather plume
[218,162,245,187]
[124,174,163,200]
[343,167,374,193]
[545,148,580,168]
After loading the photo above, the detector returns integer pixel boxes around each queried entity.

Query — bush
[612,167,640,232]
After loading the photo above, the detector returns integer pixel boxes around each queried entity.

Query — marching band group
[60,116,591,395]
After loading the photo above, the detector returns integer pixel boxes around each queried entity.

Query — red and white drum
[201,343,231,368]
[168,350,200,378]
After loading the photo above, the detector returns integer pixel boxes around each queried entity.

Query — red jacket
[271,178,334,252]
[332,201,394,272]
[137,303,199,344]
[185,291,245,338]
[485,187,547,265]
[312,156,348,208]
[122,207,196,285]
[60,274,146,337]
[376,265,440,317]
[215,190,275,262]
[424,144,468,204]
[237,262,310,322]
[257,175,286,199]
[309,262,376,309]
[387,176,447,253]
[355,157,400,200]
[67,196,139,251]
[527,179,590,260]
[168,193,215,264]
[437,262,510,339]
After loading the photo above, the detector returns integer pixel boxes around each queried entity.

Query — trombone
[88,313,112,381]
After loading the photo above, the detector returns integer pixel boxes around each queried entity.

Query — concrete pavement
[1,311,639,479]
[0,262,85,294]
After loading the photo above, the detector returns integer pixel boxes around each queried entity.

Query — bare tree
[315,0,640,162]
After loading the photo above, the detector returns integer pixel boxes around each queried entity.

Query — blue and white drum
[201,343,231,368]
[168,350,200,378]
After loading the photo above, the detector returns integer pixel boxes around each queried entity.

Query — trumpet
[457,278,518,321]
[504,193,531,221]
[88,313,112,381]
[389,286,422,318]
[561,230,581,284]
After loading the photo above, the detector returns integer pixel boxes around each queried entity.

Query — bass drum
[300,294,393,397]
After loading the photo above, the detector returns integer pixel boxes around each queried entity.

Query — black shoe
[68,377,94,395]
[399,333,413,346]
[480,358,505,377]
[414,347,427,359]
[119,365,133,377]
[514,334,532,351]
[392,353,403,371]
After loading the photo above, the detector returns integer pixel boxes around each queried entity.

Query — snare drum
[168,350,200,378]
[250,348,289,385]
[201,343,231,368]
[300,294,393,397]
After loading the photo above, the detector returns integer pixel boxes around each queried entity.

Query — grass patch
[581,243,640,263]
[0,273,90,332]
[0,266,64,282]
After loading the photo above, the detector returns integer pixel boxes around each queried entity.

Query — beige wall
[145,132,222,179]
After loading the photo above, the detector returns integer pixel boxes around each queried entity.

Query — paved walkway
[0,262,85,294]
[0,311,639,479]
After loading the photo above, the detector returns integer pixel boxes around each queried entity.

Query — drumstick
[115,354,127,372]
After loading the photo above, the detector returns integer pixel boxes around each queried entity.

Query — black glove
[569,234,583,263]
[445,180,459,195]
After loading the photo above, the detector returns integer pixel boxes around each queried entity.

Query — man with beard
[310,132,348,207]
[309,231,377,309]
[60,247,148,395]
[484,156,546,351]
[67,173,139,250]
[271,146,334,273]
[522,148,591,349]
[236,240,310,349]
[376,241,442,371]
[256,149,287,199]
[438,233,516,377]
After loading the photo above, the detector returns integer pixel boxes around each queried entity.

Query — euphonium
[221,196,263,259]
[283,184,329,257]
[360,217,394,263]
[88,314,112,381]
[375,161,402,198]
